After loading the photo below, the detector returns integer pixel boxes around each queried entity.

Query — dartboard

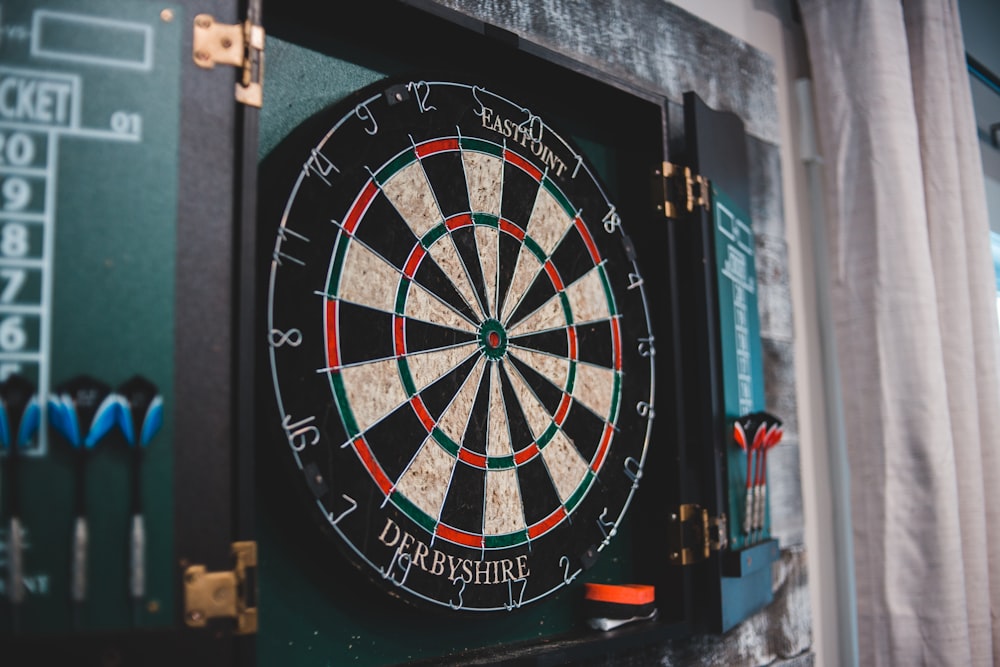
[264,78,655,612]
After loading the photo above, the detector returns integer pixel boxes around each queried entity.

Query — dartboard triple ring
[265,79,655,611]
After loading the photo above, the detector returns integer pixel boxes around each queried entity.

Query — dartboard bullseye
[264,79,655,611]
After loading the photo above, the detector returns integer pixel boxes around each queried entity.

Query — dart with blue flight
[48,375,118,625]
[0,374,40,630]
[114,375,163,622]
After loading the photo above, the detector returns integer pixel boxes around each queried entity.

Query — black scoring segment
[506,270,558,332]
[449,227,490,318]
[404,318,477,354]
[499,159,540,227]
[507,352,563,415]
[438,461,485,535]
[363,402,430,484]
[337,302,396,365]
[549,229,593,290]
[353,194,421,270]
[420,151,471,218]
[509,327,568,358]
[516,456,563,526]
[459,367,492,456]
[418,354,481,420]
[558,398,606,463]
[498,363,535,452]
[413,258,481,324]
[574,321,614,368]
[496,231,522,320]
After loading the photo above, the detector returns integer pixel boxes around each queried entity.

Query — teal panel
[720,561,771,632]
[0,0,181,634]
[711,186,767,551]
[259,38,391,161]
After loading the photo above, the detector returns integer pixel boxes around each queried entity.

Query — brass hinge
[193,14,264,108]
[667,505,727,566]
[184,541,258,635]
[654,161,710,219]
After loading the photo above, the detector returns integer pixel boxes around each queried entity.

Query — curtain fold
[800,0,1000,664]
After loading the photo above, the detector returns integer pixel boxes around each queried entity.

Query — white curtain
[799,0,1000,664]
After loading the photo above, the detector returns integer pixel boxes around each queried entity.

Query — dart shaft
[752,485,762,535]
[756,451,769,534]
[756,485,768,534]
[71,515,88,603]
[7,515,24,605]
[745,449,754,490]
[743,486,754,534]
[74,449,88,514]
[756,448,769,487]
[745,447,760,535]
[4,446,20,517]
[131,448,143,513]
[130,513,145,600]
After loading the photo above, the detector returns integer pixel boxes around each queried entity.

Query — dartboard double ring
[265,79,655,611]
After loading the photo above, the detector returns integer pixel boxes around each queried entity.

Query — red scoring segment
[343,180,379,234]
[498,219,525,241]
[574,217,601,265]
[504,149,543,180]
[445,213,473,231]
[528,507,566,539]
[554,394,572,424]
[457,448,488,468]
[394,315,406,356]
[611,317,622,371]
[353,437,393,495]
[591,423,615,472]
[435,523,484,549]
[403,245,426,278]
[513,443,540,465]
[543,260,564,292]
[410,395,435,431]
[325,299,339,368]
[414,137,460,158]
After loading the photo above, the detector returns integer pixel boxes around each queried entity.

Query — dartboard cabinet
[0,1,781,664]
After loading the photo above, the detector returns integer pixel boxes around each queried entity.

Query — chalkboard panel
[0,0,181,635]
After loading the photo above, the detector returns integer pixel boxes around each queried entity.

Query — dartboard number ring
[265,79,655,612]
